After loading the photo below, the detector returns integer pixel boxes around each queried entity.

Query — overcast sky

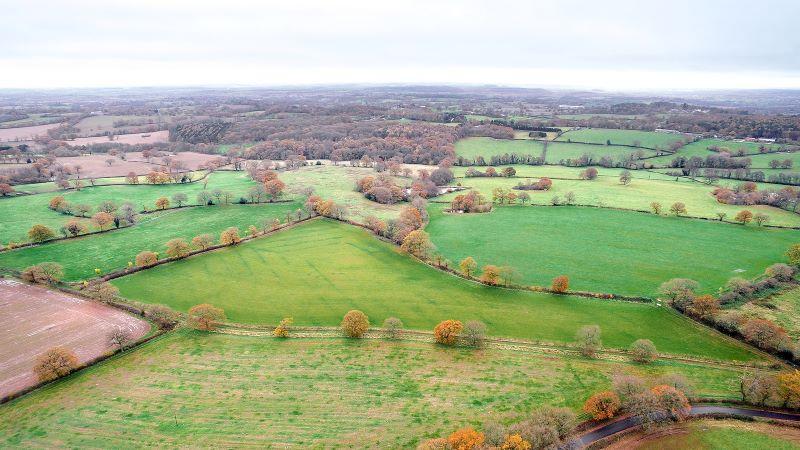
[2,0,799,90]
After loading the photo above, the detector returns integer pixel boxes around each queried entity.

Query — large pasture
[113,219,759,360]
[455,137,656,163]
[556,128,689,149]
[426,206,798,297]
[0,330,758,448]
[0,201,301,280]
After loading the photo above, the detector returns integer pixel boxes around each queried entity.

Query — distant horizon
[3,0,799,91]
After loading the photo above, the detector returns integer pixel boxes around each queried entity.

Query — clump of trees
[188,304,226,331]
[21,262,63,284]
[449,190,492,213]
[740,370,800,409]
[34,347,79,382]
[356,173,405,204]
[513,177,552,191]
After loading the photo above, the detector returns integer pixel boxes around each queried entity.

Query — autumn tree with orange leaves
[434,320,463,346]
[583,391,621,420]
[188,304,226,331]
[448,427,484,450]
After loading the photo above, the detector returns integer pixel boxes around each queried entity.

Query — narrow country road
[567,405,800,449]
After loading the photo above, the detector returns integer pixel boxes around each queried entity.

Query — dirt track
[0,279,150,399]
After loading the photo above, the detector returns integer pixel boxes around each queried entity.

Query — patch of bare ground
[64,129,169,146]
[0,279,150,398]
[0,124,61,142]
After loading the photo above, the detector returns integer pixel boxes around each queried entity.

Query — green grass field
[0,202,301,280]
[112,219,759,360]
[426,207,798,297]
[0,330,759,448]
[455,137,655,164]
[0,171,258,244]
[635,419,800,450]
[647,139,791,167]
[441,172,800,227]
[556,128,688,149]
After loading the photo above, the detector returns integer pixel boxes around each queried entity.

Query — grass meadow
[441,173,800,227]
[0,202,301,280]
[0,171,260,244]
[113,219,759,360]
[556,128,688,149]
[426,207,798,297]
[633,419,800,450]
[454,137,655,163]
[0,330,759,448]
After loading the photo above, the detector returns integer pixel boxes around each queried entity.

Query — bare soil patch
[0,124,61,142]
[0,279,150,399]
[65,130,169,146]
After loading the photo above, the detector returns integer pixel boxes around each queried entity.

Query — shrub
[273,317,293,338]
[501,434,531,450]
[551,275,569,293]
[21,262,63,284]
[28,224,56,242]
[462,320,487,347]
[401,230,435,258]
[33,347,78,382]
[480,265,501,285]
[135,250,158,267]
[144,304,181,328]
[383,317,403,339]
[187,304,226,331]
[191,233,214,250]
[583,390,621,420]
[220,227,241,245]
[83,282,119,302]
[483,421,507,447]
[434,320,463,346]
[165,238,191,258]
[787,243,800,266]
[49,195,66,210]
[766,263,795,282]
[447,427,484,450]
[629,339,657,363]
[576,325,602,358]
[341,310,370,338]
[579,167,598,180]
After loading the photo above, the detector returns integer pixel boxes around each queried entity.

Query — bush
[447,427,484,450]
[501,434,531,450]
[462,320,487,347]
[28,224,56,242]
[135,250,158,267]
[273,317,293,338]
[187,304,226,331]
[83,282,119,302]
[341,310,370,338]
[383,317,403,339]
[576,325,602,358]
[551,275,569,293]
[583,390,621,420]
[434,320,463,346]
[220,227,241,245]
[629,339,657,363]
[33,347,78,382]
[21,262,63,284]
[144,304,181,328]
[165,238,191,258]
[766,263,795,282]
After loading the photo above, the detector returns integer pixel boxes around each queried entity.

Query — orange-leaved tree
[583,390,621,420]
[551,275,569,293]
[434,320,463,346]
[448,427,485,450]
[33,347,78,382]
[341,310,370,338]
[188,304,226,331]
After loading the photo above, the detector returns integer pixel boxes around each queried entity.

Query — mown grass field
[0,202,301,280]
[0,171,259,244]
[0,330,759,448]
[454,137,655,163]
[441,172,800,227]
[632,419,800,450]
[426,207,798,297]
[647,138,791,167]
[113,219,759,360]
[556,128,688,149]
